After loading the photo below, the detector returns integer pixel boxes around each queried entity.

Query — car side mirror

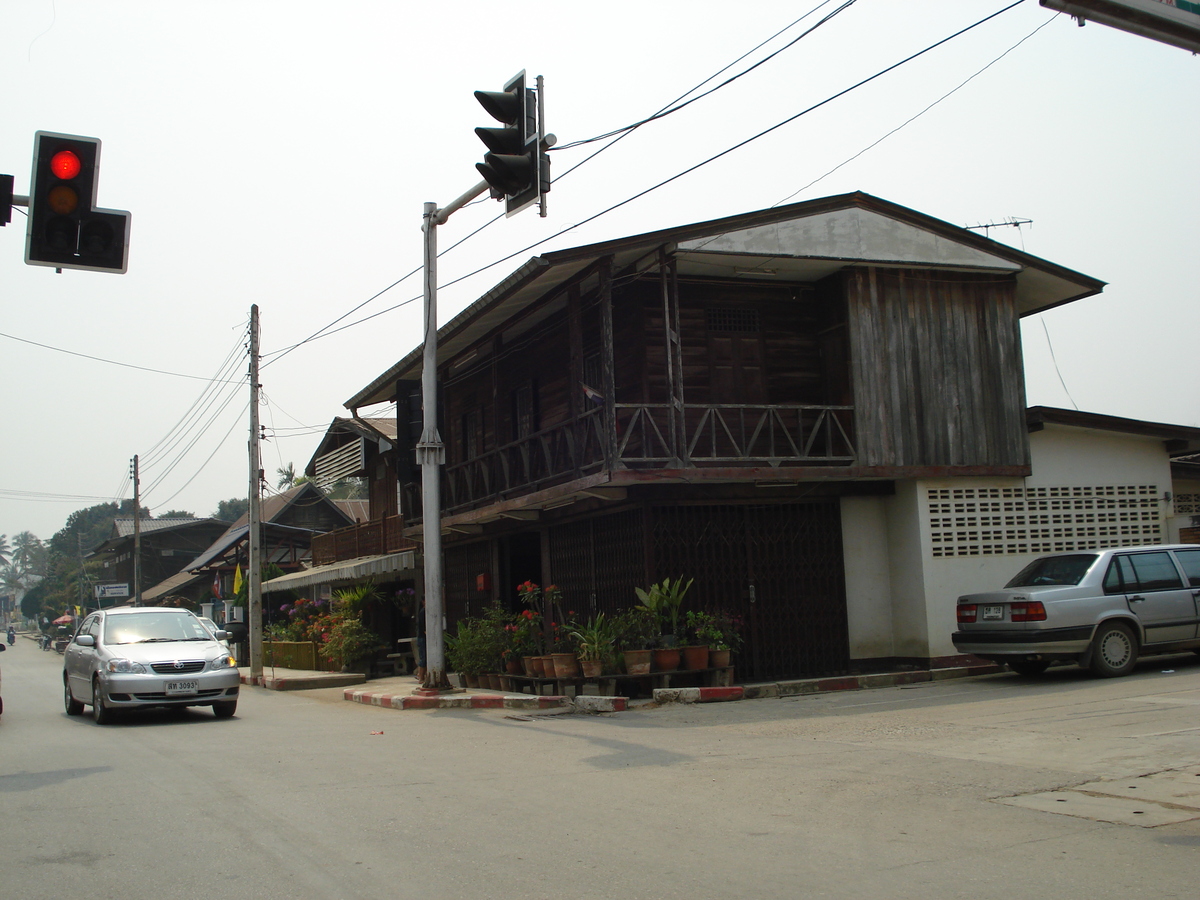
[75,634,96,647]
[214,630,230,641]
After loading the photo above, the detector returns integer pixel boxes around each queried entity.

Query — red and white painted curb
[343,688,629,713]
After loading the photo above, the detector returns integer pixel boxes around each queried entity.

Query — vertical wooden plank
[599,255,618,467]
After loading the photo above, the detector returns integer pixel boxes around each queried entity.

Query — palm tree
[276,462,296,490]
[0,534,8,568]
[10,531,42,576]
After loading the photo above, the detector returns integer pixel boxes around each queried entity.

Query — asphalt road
[2,634,1199,900]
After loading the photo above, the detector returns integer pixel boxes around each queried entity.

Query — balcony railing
[311,515,417,567]
[430,403,855,516]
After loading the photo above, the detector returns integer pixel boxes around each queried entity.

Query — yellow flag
[233,564,243,595]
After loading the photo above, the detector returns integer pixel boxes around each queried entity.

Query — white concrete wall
[842,424,1175,662]
[840,496,894,659]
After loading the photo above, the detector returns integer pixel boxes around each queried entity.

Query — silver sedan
[63,607,240,723]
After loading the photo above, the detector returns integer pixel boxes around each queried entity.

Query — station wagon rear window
[1005,554,1097,588]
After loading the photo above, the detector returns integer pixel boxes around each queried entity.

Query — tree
[0,534,8,568]
[11,531,47,579]
[212,497,249,523]
[276,462,296,490]
[157,510,196,519]
[50,499,146,556]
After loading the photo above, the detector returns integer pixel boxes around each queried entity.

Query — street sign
[95,583,130,600]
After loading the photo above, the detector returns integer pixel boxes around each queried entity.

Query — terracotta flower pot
[623,649,652,675]
[552,652,580,679]
[580,658,603,678]
[708,648,731,668]
[530,656,546,677]
[681,645,709,670]
[505,658,523,675]
[464,673,480,689]
[539,656,556,677]
[522,656,537,676]
[652,647,680,672]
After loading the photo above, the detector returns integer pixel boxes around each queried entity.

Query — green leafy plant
[612,605,659,651]
[320,616,381,671]
[446,602,510,675]
[685,609,743,652]
[569,613,615,664]
[634,576,693,640]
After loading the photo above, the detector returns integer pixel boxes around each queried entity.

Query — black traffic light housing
[26,131,130,273]
[0,174,13,226]
[475,71,547,217]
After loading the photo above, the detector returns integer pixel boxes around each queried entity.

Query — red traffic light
[50,149,82,180]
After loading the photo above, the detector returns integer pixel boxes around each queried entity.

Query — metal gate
[651,502,848,681]
[547,509,645,618]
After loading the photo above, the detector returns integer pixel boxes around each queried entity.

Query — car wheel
[91,678,114,725]
[1089,621,1137,678]
[1007,659,1050,677]
[64,676,84,716]
[212,699,237,719]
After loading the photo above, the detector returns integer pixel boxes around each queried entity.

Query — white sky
[2,0,1197,543]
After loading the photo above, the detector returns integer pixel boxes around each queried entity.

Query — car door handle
[1128,595,1145,603]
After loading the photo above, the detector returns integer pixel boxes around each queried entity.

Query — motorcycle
[5,629,13,646]
[39,633,53,651]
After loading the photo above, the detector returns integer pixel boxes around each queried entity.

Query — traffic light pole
[416,184,487,694]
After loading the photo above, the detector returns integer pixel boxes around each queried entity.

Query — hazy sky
[2,0,1197,543]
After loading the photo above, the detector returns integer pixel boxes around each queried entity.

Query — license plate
[982,605,1004,621]
[165,680,199,695]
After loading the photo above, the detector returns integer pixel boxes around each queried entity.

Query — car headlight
[106,658,146,674]
[209,655,236,670]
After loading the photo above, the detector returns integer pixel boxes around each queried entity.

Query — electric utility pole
[248,304,263,681]
[417,71,551,693]
[131,454,142,605]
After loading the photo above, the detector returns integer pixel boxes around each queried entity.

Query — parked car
[953,544,1200,677]
[198,616,233,652]
[63,607,240,723]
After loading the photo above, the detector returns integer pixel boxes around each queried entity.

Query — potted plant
[570,613,615,678]
[613,606,658,675]
[321,616,381,674]
[635,576,693,648]
[688,609,742,668]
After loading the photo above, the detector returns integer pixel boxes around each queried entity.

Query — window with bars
[925,484,1163,557]
[706,307,761,333]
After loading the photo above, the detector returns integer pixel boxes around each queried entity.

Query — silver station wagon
[63,607,240,723]
[953,544,1200,677]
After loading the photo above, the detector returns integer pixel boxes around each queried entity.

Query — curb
[656,664,1002,705]
[335,664,1003,712]
[242,672,366,691]
[343,688,579,711]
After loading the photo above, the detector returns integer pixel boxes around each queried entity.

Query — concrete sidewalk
[239,660,1003,713]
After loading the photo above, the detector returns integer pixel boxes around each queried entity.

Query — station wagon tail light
[957,604,978,624]
[1010,601,1047,622]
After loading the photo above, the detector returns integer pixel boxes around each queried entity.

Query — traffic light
[0,174,12,226]
[474,71,547,217]
[26,131,130,273]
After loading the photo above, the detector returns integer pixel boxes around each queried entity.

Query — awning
[261,550,420,594]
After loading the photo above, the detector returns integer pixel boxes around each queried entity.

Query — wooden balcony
[311,515,418,567]
[430,404,855,517]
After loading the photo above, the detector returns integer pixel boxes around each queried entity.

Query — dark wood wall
[845,267,1028,468]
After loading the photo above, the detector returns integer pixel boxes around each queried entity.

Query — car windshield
[104,612,214,645]
[1005,554,1098,588]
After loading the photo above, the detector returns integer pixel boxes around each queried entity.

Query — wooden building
[325,193,1106,681]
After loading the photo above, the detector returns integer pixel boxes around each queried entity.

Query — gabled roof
[304,416,397,478]
[91,517,228,557]
[347,192,1105,409]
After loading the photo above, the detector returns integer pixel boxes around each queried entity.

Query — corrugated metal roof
[261,550,419,594]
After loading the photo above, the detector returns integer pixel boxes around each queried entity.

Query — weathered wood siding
[845,267,1028,468]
